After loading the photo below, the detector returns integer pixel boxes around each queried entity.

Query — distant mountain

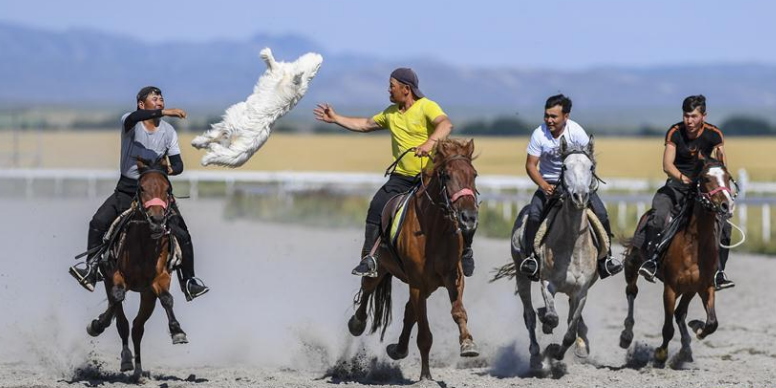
[2,22,776,127]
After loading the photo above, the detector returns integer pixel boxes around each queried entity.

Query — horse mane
[430,138,474,171]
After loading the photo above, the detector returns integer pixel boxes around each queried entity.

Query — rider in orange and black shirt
[638,95,734,290]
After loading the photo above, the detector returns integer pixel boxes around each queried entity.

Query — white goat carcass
[191,48,323,167]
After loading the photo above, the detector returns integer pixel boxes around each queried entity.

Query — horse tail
[367,274,393,341]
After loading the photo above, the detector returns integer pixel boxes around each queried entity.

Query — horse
[619,156,735,365]
[347,139,479,381]
[85,157,187,381]
[493,136,605,372]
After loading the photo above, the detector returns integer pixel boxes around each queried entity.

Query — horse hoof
[386,344,408,360]
[687,320,705,339]
[172,333,189,345]
[654,347,668,363]
[460,339,479,358]
[86,320,102,337]
[544,343,563,360]
[542,323,555,335]
[348,315,366,337]
[120,349,133,372]
[574,337,589,359]
[619,330,633,349]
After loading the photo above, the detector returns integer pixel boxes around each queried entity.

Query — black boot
[638,228,662,282]
[519,217,541,281]
[174,227,209,302]
[352,223,381,277]
[714,245,735,291]
[69,227,105,292]
[597,221,622,279]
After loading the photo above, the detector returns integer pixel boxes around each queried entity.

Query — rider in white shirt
[519,94,623,281]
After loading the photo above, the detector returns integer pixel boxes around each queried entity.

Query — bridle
[557,149,603,199]
[133,168,173,239]
[430,155,478,221]
[695,165,738,218]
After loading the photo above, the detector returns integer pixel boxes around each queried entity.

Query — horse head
[695,153,736,218]
[560,136,597,210]
[136,156,172,235]
[431,139,478,233]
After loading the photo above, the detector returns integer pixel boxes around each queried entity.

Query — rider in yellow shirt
[314,68,476,277]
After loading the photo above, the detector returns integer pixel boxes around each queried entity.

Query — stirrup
[352,255,378,278]
[519,255,539,281]
[69,261,99,292]
[599,256,623,278]
[183,277,210,301]
[638,260,658,283]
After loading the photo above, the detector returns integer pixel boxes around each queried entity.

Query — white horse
[494,136,606,373]
[191,48,323,167]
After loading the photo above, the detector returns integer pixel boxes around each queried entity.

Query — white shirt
[526,119,590,182]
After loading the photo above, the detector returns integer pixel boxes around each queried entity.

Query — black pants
[88,177,196,277]
[648,179,731,268]
[523,189,613,256]
[365,173,418,227]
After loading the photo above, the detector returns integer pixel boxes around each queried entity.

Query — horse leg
[87,277,124,337]
[671,292,695,367]
[551,291,588,361]
[131,291,156,382]
[114,302,133,372]
[349,274,386,336]
[654,286,677,364]
[538,280,558,334]
[411,286,433,381]
[387,299,414,360]
[516,276,542,371]
[620,249,641,349]
[576,315,590,358]
[688,287,718,340]
[154,273,187,344]
[443,273,478,357]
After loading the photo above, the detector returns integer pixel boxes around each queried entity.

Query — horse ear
[465,139,475,158]
[560,136,568,155]
[587,135,595,155]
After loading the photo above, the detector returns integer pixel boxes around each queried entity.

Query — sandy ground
[0,198,774,388]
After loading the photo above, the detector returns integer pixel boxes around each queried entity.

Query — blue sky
[1,0,773,69]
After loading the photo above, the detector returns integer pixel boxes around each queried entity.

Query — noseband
[695,168,737,217]
[135,169,173,238]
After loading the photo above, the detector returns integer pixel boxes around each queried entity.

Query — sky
[1,0,774,69]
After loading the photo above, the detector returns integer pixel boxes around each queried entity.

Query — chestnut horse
[348,139,479,381]
[619,156,736,365]
[85,157,187,380]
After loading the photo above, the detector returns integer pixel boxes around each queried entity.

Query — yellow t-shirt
[372,98,446,177]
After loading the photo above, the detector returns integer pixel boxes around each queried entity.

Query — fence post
[618,201,627,230]
[763,204,771,244]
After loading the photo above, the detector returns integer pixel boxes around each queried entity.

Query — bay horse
[494,137,604,372]
[85,157,187,380]
[347,139,479,381]
[619,156,736,365]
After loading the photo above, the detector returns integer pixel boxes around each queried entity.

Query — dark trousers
[365,173,418,227]
[523,189,613,256]
[648,179,731,269]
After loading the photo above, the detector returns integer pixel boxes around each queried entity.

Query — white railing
[1,168,774,242]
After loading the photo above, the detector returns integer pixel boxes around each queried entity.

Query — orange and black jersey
[665,122,724,179]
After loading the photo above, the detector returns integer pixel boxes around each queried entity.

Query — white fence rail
[1,168,774,242]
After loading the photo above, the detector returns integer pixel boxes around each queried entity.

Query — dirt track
[1,198,774,387]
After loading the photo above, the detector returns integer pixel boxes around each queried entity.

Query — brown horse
[619,156,736,365]
[85,157,187,381]
[348,139,479,381]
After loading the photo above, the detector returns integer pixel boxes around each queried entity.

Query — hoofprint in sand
[0,198,773,387]
[191,48,322,168]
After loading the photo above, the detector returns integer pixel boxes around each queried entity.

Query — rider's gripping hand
[415,138,437,157]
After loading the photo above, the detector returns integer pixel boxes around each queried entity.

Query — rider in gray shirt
[69,86,209,301]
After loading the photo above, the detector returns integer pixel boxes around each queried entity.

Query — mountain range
[2,22,776,128]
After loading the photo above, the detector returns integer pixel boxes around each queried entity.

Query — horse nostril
[720,202,729,213]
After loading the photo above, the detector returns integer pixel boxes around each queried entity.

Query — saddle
[632,196,693,261]
[77,203,182,272]
[511,199,610,261]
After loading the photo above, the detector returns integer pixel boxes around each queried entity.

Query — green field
[3,131,775,181]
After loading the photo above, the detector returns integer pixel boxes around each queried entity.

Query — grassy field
[2,130,775,181]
